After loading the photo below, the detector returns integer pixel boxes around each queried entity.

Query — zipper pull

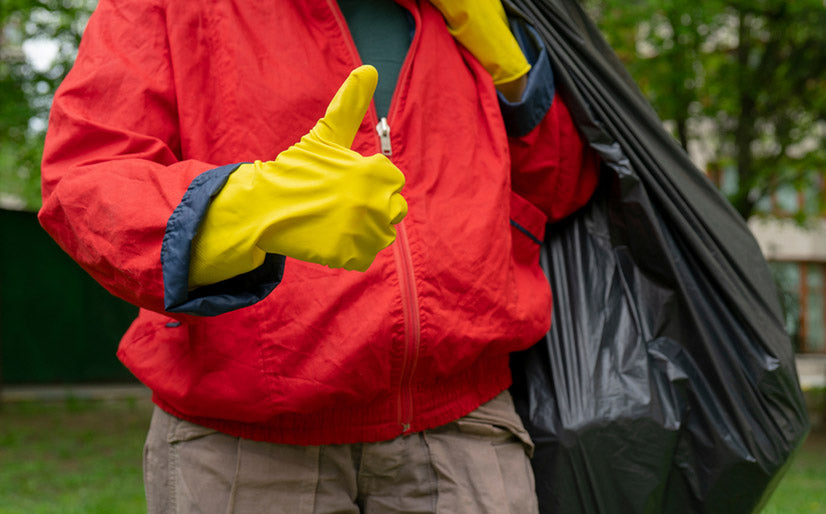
[376,117,392,156]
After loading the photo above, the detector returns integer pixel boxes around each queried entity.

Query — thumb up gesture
[189,66,408,287]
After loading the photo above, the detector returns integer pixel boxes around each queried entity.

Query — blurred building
[749,181,826,355]
[704,166,826,356]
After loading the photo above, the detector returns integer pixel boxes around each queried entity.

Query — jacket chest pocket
[510,191,546,265]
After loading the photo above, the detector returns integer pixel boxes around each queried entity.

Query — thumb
[312,65,378,149]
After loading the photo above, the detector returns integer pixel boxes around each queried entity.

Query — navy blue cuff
[162,163,286,316]
[498,22,555,138]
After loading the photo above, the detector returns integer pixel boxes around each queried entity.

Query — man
[39,0,598,511]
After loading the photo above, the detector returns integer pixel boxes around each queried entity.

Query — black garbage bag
[505,1,810,513]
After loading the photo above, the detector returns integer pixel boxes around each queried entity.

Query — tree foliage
[0,0,94,210]
[2,1,826,220]
[585,0,826,221]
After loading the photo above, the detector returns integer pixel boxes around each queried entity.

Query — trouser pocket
[423,391,539,514]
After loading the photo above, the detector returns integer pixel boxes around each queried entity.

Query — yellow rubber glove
[189,65,407,287]
[429,0,531,86]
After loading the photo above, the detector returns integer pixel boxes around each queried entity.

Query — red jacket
[39,0,598,444]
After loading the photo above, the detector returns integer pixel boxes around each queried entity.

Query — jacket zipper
[330,0,422,434]
[383,2,423,433]
[374,118,420,433]
[376,118,392,156]
[394,223,420,433]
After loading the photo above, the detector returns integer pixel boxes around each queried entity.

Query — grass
[0,396,152,514]
[0,395,823,513]
[762,429,826,513]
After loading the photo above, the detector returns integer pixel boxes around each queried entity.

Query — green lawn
[0,396,151,514]
[763,429,826,514]
[0,396,823,513]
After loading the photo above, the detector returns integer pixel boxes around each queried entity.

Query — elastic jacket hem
[150,352,513,445]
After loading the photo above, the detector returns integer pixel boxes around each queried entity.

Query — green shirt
[338,0,412,118]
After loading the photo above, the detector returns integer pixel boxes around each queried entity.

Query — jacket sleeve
[38,0,283,317]
[499,20,600,223]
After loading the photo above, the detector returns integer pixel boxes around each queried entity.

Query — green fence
[0,209,139,384]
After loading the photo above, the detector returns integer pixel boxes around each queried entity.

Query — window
[773,184,799,215]
[771,261,826,353]
[766,170,826,219]
[804,263,825,352]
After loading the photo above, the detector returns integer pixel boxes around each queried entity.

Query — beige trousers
[143,391,539,514]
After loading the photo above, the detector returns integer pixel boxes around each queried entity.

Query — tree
[585,0,826,221]
[4,1,826,220]
[0,0,95,210]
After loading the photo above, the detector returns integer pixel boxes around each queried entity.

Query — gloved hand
[429,0,530,90]
[189,65,407,287]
